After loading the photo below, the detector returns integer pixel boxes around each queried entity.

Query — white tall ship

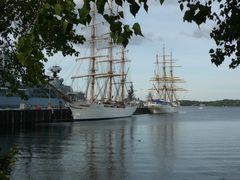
[69,2,136,120]
[147,46,185,114]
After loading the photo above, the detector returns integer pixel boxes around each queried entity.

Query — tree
[128,82,135,101]
[0,0,86,93]
[0,146,18,179]
[1,0,239,93]
[178,0,240,68]
[147,92,153,101]
[0,0,143,93]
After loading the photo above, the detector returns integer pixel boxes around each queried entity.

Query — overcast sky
[45,1,240,101]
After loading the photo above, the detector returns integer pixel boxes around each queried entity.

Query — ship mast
[120,47,125,103]
[156,54,160,96]
[169,51,174,102]
[90,3,97,103]
[150,45,186,104]
[107,0,113,102]
[162,45,167,101]
[71,1,131,104]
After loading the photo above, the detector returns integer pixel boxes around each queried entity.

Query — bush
[0,145,19,180]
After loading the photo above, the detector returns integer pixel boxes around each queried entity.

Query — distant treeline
[180,99,240,106]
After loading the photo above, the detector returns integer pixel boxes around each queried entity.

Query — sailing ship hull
[69,103,136,120]
[148,103,178,114]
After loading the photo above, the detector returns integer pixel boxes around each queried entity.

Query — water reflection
[0,115,179,179]
[65,115,178,179]
[1,123,74,179]
[2,108,240,179]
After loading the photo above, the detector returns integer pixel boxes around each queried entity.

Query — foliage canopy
[0,146,18,179]
[0,0,239,92]
[179,0,240,68]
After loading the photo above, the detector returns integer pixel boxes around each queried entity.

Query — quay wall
[0,108,73,125]
[134,107,151,115]
[0,107,150,125]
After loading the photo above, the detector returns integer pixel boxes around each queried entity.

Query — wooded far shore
[180,99,240,107]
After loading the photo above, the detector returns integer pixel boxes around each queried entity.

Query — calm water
[1,107,240,180]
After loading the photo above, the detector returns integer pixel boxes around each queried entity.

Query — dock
[0,107,150,125]
[0,108,73,125]
[134,107,151,115]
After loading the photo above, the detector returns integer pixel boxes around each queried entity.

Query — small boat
[147,46,185,114]
[198,103,205,109]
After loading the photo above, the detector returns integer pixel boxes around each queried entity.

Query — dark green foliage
[179,0,240,68]
[129,2,140,17]
[0,0,85,94]
[159,0,165,5]
[205,99,240,106]
[180,99,240,106]
[1,0,240,94]
[0,146,19,179]
[180,100,200,106]
[0,0,145,93]
[128,82,135,101]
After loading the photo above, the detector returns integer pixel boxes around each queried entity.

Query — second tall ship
[69,3,136,120]
[147,46,185,114]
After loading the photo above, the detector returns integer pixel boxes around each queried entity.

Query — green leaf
[122,38,129,47]
[110,22,122,33]
[16,52,25,64]
[123,25,132,37]
[180,3,184,11]
[159,0,164,5]
[55,3,62,15]
[119,11,124,18]
[143,2,148,12]
[45,3,51,9]
[132,23,143,36]
[130,3,140,17]
[209,49,214,53]
[62,21,68,33]
[115,0,123,6]
[138,0,148,11]
[79,4,91,25]
[194,5,211,25]
[117,35,124,44]
[183,9,194,22]
[96,0,106,14]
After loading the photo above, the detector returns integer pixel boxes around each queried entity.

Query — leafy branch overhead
[179,0,240,68]
[0,0,146,92]
[0,0,240,93]
[80,0,145,46]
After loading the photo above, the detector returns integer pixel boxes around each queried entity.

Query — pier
[134,107,151,114]
[0,108,73,125]
[0,107,150,125]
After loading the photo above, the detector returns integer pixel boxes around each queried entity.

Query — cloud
[148,0,178,6]
[163,0,179,6]
[129,32,163,45]
[181,28,211,39]
[145,32,164,41]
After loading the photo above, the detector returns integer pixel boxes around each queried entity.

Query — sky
[45,0,240,101]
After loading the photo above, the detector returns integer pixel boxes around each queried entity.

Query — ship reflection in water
[1,107,240,179]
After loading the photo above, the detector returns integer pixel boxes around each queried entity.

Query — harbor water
[1,106,240,180]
